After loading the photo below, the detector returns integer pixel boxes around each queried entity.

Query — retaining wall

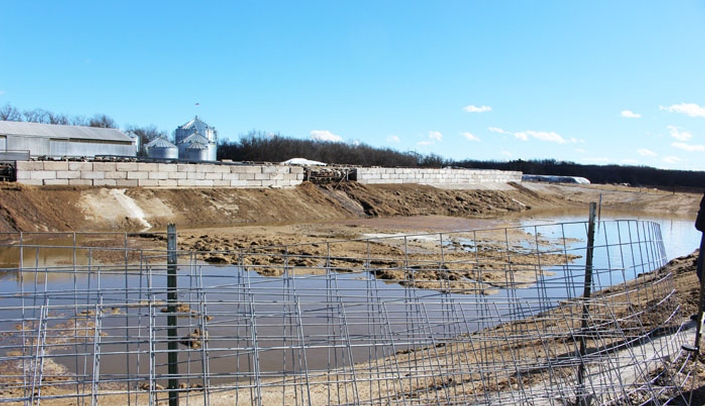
[15,161,305,188]
[14,161,522,189]
[355,167,522,187]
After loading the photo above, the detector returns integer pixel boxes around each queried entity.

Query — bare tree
[125,124,168,156]
[88,114,118,128]
[0,104,22,121]
[47,112,70,125]
[22,108,51,123]
[71,115,89,126]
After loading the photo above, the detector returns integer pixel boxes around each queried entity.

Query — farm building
[0,121,137,159]
[144,136,178,160]
[174,116,218,161]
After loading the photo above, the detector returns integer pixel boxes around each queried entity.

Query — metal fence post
[167,223,179,406]
[577,202,597,405]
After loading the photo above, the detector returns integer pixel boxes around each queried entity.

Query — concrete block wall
[14,162,521,189]
[354,167,522,186]
[15,161,305,188]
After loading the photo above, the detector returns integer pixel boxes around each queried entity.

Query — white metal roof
[179,132,211,145]
[145,136,176,148]
[0,121,133,143]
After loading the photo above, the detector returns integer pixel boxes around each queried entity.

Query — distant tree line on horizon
[220,131,705,190]
[3,103,704,190]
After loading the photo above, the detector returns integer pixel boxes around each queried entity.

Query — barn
[0,121,137,159]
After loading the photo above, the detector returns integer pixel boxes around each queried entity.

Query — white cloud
[387,135,400,143]
[310,130,344,142]
[488,127,506,134]
[637,148,657,157]
[463,105,492,113]
[621,110,641,118]
[461,132,480,142]
[417,140,433,146]
[428,131,443,141]
[667,125,692,141]
[671,142,705,152]
[513,130,566,144]
[660,103,705,118]
[513,132,529,141]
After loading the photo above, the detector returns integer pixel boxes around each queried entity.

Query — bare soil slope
[0,181,698,234]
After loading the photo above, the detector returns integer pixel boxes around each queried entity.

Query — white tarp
[281,158,327,166]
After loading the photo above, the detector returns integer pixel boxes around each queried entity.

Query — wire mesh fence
[0,219,695,405]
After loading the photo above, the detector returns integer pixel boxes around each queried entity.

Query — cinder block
[232,165,261,174]
[43,179,69,186]
[177,164,197,172]
[116,162,139,171]
[210,165,230,173]
[14,171,31,180]
[93,179,117,186]
[68,179,93,186]
[18,179,43,185]
[68,162,93,171]
[80,171,105,180]
[93,162,117,172]
[137,163,158,172]
[183,179,214,187]
[104,171,128,179]
[116,179,139,187]
[167,171,187,179]
[31,171,56,180]
[158,179,178,187]
[229,179,248,187]
[127,171,148,180]
[43,161,69,171]
[56,170,81,179]
[17,161,45,171]
[148,171,169,180]
[157,163,177,172]
[205,172,224,180]
[186,172,206,180]
[138,179,159,187]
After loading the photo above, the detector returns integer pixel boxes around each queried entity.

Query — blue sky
[2,1,705,170]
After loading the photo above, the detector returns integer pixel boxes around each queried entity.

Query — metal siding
[8,136,51,155]
[183,147,210,161]
[54,140,136,157]
[148,147,179,160]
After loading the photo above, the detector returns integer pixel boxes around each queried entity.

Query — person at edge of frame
[691,190,705,321]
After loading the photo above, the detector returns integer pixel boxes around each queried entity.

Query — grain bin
[145,137,178,160]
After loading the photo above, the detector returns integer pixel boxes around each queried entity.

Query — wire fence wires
[0,218,696,405]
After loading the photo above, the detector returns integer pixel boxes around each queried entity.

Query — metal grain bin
[145,137,178,160]
[182,141,210,162]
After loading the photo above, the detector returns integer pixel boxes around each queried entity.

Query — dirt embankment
[0,181,698,234]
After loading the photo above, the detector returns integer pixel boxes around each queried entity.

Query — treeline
[453,159,705,191]
[0,103,119,129]
[217,131,446,167]
[219,132,705,189]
